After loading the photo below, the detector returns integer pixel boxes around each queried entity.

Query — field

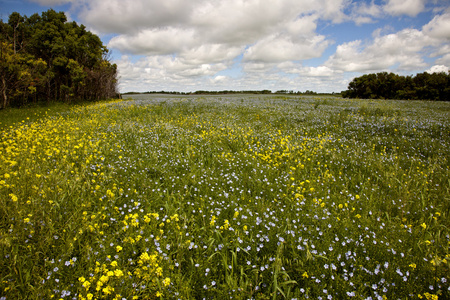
[1,95,449,299]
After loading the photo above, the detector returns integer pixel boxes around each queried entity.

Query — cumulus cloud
[29,0,449,92]
[383,0,426,17]
[108,27,198,55]
[422,12,450,40]
[79,0,195,34]
[350,0,383,25]
[426,65,449,73]
[325,27,438,72]
[100,0,341,69]
[179,44,244,65]
[243,33,330,63]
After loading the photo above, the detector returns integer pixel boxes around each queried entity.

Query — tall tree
[0,9,118,108]
[342,71,450,101]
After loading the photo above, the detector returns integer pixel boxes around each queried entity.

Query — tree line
[342,71,450,101]
[0,9,118,109]
[123,90,338,95]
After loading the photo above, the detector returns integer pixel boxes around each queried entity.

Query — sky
[1,0,449,93]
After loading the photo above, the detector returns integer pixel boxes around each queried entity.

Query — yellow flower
[9,193,18,202]
[83,281,91,290]
[156,291,162,297]
[302,272,308,278]
[223,219,230,230]
[420,223,427,230]
[163,277,170,287]
[99,275,109,283]
[409,263,417,269]
[102,285,114,295]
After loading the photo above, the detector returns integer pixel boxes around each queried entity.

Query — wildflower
[163,277,170,287]
[102,286,114,295]
[302,272,309,278]
[223,219,230,230]
[409,263,417,269]
[420,223,427,230]
[9,193,18,202]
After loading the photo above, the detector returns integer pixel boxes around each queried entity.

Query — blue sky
[1,0,449,93]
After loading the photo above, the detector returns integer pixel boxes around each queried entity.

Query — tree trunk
[1,76,8,109]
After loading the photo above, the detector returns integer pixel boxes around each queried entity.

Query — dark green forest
[342,71,450,101]
[0,9,118,109]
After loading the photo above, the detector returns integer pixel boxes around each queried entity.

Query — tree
[0,9,118,108]
[342,71,450,101]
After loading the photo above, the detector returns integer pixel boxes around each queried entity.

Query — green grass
[1,95,449,299]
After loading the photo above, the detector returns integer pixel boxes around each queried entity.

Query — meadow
[0,95,449,300]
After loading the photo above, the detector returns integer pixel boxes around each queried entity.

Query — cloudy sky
[1,0,449,93]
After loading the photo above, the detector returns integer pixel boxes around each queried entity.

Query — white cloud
[318,0,349,23]
[31,0,447,93]
[325,27,436,72]
[436,54,450,66]
[356,1,383,17]
[79,0,195,34]
[108,27,198,55]
[422,12,450,40]
[426,65,449,73]
[243,33,330,63]
[350,0,383,25]
[179,44,244,65]
[302,66,339,77]
[383,0,426,17]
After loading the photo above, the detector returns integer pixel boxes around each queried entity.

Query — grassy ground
[1,95,449,299]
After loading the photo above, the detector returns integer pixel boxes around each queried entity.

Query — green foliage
[1,95,449,299]
[342,71,450,101]
[0,9,118,109]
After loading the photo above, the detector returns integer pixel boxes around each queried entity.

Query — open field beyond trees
[1,95,449,299]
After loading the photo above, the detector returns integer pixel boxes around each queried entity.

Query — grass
[1,95,449,299]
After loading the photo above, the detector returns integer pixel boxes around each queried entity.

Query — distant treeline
[0,9,118,109]
[342,71,450,101]
[123,90,339,96]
